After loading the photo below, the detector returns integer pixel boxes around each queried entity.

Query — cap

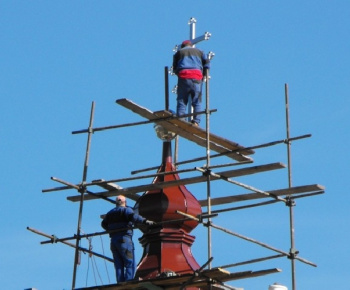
[181,40,192,47]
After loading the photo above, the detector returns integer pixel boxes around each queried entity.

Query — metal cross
[173,17,212,50]
[173,17,212,53]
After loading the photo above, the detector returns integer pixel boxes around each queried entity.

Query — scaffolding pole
[129,134,309,175]
[209,223,316,267]
[205,68,213,271]
[285,83,297,290]
[27,227,113,263]
[71,101,95,290]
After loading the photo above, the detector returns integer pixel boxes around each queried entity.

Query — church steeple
[134,141,202,280]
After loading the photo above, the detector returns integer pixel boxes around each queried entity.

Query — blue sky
[1,1,349,289]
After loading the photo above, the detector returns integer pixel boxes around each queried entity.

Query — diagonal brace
[196,167,287,203]
[209,222,317,267]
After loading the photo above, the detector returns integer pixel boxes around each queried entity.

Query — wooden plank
[116,98,247,161]
[199,184,325,207]
[224,268,282,281]
[152,268,230,287]
[67,162,285,202]
[75,268,280,290]
[156,118,250,162]
[175,268,281,287]
[92,179,123,191]
[152,111,251,162]
[116,99,252,162]
[154,110,254,155]
[116,98,156,119]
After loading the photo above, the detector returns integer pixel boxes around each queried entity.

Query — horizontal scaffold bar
[66,162,286,202]
[130,133,310,175]
[27,227,113,263]
[199,184,325,207]
[71,109,217,134]
[42,161,249,194]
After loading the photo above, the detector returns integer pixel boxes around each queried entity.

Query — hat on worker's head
[181,40,192,48]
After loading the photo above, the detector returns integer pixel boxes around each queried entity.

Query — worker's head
[181,40,192,48]
[116,195,126,207]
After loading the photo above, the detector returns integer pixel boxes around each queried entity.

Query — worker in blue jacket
[101,195,155,283]
[173,40,210,126]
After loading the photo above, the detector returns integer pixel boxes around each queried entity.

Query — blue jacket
[101,206,146,238]
[173,46,210,77]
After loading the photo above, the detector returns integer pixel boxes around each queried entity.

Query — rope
[83,234,103,286]
[91,254,103,285]
[100,235,111,283]
[85,249,90,287]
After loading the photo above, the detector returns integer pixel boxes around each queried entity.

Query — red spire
[134,141,202,280]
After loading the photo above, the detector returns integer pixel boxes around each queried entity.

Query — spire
[134,141,202,280]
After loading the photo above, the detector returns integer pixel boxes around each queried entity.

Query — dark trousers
[110,235,135,282]
[176,78,203,124]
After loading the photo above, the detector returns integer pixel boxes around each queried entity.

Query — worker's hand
[144,220,156,226]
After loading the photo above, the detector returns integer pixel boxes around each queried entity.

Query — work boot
[191,120,199,126]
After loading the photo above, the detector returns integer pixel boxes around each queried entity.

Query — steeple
[134,141,202,280]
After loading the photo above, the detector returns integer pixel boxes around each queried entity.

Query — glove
[144,220,156,226]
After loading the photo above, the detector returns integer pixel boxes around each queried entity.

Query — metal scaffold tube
[285,83,297,290]
[27,227,113,263]
[72,101,95,290]
[205,68,212,270]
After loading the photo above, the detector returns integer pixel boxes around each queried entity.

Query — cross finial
[173,17,211,52]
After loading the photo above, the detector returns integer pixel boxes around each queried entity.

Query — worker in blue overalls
[173,40,210,126]
[101,195,155,283]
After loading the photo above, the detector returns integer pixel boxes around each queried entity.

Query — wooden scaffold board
[74,267,281,290]
[66,162,285,202]
[199,184,325,207]
[116,98,254,162]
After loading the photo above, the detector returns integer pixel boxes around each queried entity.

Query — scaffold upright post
[204,68,213,272]
[71,101,95,290]
[285,83,297,290]
[165,66,169,111]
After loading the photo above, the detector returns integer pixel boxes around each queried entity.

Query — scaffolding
[28,19,325,290]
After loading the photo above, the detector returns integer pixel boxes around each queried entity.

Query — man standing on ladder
[101,195,155,283]
[173,40,210,126]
